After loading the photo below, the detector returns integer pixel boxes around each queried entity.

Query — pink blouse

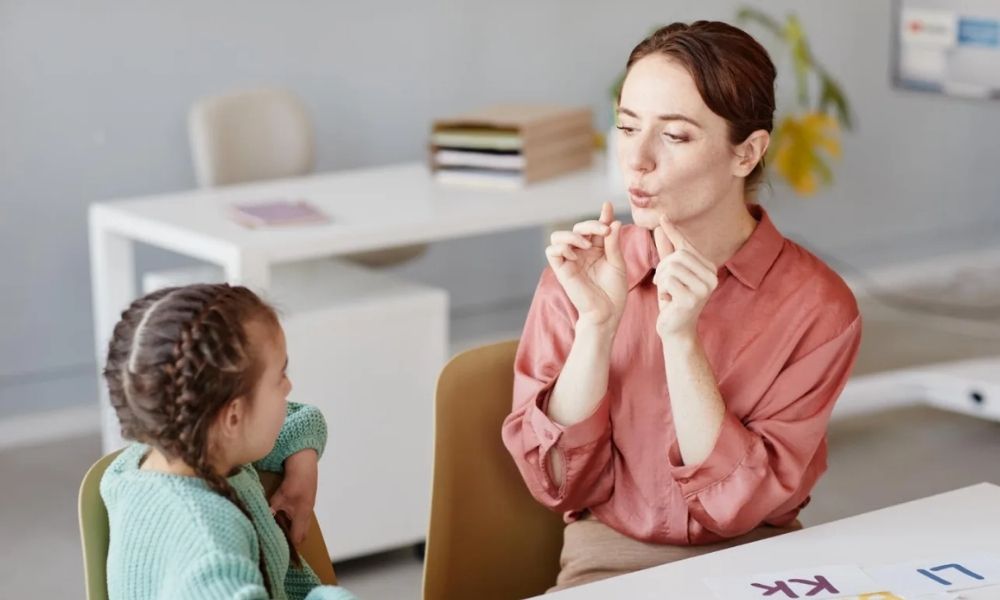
[502,205,862,545]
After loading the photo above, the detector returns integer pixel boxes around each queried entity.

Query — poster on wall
[893,0,1000,99]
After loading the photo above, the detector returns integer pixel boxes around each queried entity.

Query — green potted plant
[737,7,854,197]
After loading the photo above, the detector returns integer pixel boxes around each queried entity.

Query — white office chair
[144,87,425,295]
[188,87,316,187]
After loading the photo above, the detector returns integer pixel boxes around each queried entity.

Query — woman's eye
[616,125,637,136]
[664,132,688,143]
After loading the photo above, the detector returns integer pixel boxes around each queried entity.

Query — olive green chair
[79,449,337,600]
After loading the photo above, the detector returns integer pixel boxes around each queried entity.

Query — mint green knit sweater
[101,402,358,600]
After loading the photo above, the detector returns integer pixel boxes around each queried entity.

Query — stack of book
[430,104,594,189]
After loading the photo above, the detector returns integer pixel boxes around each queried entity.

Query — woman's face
[616,54,749,230]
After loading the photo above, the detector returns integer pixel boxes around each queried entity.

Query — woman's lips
[628,187,655,208]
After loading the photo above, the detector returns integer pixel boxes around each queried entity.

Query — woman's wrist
[575,317,620,346]
[660,327,699,355]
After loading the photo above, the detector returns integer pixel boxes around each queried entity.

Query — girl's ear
[215,396,248,441]
[732,129,770,178]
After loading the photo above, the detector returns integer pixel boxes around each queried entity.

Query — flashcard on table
[863,554,1000,597]
[704,565,881,599]
[909,592,974,600]
[909,586,1000,600]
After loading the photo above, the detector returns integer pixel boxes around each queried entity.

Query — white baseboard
[0,404,101,451]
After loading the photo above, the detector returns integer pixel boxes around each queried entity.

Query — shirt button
[679,477,691,484]
[544,431,554,440]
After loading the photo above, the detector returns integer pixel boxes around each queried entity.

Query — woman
[502,21,862,591]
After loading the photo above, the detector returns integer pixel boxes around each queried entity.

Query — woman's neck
[676,193,759,268]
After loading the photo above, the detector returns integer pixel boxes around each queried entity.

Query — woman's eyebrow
[618,106,702,128]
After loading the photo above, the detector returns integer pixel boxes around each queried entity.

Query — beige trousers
[548,513,803,593]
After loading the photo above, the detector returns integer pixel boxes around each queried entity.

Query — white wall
[2,0,998,418]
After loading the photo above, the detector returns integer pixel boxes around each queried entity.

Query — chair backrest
[423,340,565,600]
[79,450,121,600]
[79,451,336,600]
[257,471,338,586]
[188,87,315,187]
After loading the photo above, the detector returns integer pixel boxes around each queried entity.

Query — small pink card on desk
[230,199,330,228]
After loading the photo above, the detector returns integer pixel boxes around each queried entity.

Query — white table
[539,483,1000,599]
[833,357,1000,427]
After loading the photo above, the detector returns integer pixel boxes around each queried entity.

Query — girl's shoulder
[101,444,259,557]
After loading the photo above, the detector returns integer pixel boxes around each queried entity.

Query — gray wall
[2,0,998,418]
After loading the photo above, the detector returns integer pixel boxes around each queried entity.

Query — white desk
[539,483,1000,599]
[833,357,1000,427]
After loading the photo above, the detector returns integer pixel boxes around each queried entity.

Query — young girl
[100,283,358,600]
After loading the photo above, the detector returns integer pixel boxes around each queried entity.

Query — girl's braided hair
[103,283,300,594]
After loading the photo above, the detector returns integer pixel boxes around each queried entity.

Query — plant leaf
[735,7,786,39]
[784,14,813,107]
[770,112,841,197]
[817,72,853,130]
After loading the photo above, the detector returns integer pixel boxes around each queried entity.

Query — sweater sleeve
[172,551,357,600]
[254,402,328,473]
[285,562,359,600]
[170,551,268,600]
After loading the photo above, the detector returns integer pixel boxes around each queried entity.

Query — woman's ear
[732,130,770,178]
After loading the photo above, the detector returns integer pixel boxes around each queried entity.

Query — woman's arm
[652,216,727,466]
[666,317,862,539]
[545,319,617,485]
[501,269,619,513]
[651,217,862,539]
[503,203,628,513]
[661,332,727,467]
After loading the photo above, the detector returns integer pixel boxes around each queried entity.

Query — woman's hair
[102,283,297,593]
[623,20,777,191]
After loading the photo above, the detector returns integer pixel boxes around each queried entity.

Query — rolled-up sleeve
[665,314,862,539]
[254,402,328,473]
[501,269,615,513]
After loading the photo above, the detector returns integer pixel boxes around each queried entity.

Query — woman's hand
[269,449,318,546]
[653,216,719,338]
[545,201,626,329]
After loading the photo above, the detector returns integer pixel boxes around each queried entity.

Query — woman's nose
[625,135,655,174]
